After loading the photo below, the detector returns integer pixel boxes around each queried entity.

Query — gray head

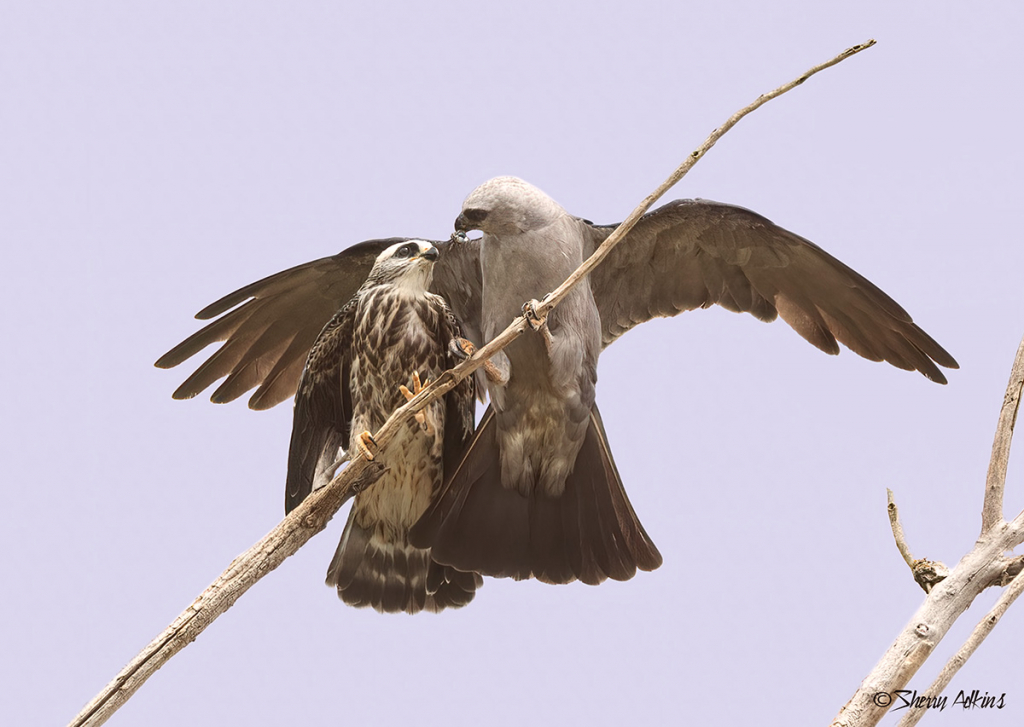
[365,239,440,290]
[455,176,566,237]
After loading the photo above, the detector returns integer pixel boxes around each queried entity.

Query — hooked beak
[421,245,439,262]
[454,207,487,234]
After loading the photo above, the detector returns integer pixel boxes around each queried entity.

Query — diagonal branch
[830,523,1024,727]
[68,39,876,727]
[895,542,1024,727]
[832,340,1024,727]
[981,333,1024,533]
[406,40,877,419]
[67,459,387,727]
[531,39,877,323]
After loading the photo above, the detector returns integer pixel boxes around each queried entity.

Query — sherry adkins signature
[872,689,1006,711]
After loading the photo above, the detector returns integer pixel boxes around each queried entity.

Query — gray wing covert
[585,199,958,383]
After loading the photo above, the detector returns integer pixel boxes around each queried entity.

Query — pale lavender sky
[3,3,1022,725]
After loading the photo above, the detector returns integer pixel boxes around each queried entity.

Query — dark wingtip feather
[922,365,948,385]
[248,387,291,410]
[154,333,207,370]
[155,304,253,370]
[154,332,218,370]
[195,292,250,321]
[170,383,201,401]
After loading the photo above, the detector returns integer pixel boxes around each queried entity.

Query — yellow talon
[400,371,429,402]
[357,431,378,461]
[522,299,547,331]
[400,372,430,430]
[449,337,476,360]
[450,337,508,385]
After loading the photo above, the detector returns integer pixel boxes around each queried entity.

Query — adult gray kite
[157,176,957,588]
[285,239,480,613]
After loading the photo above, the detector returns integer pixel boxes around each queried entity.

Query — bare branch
[982,333,1024,533]
[990,554,1024,588]
[887,488,949,593]
[68,459,386,727]
[70,40,876,727]
[832,348,1024,727]
[830,527,1019,727]
[532,39,877,323]
[382,41,880,456]
[887,488,916,569]
[910,561,951,595]
[896,549,1024,727]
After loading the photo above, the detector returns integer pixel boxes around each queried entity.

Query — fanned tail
[327,508,482,614]
[411,405,662,585]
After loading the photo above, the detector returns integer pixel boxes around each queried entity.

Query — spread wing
[154,236,483,410]
[585,199,958,383]
[285,300,356,513]
[154,238,393,409]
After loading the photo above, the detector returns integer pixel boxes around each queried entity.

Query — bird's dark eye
[395,243,418,258]
[463,208,488,224]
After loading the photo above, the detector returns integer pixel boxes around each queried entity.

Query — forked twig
[887,488,949,593]
[896,540,1024,727]
[834,335,1024,727]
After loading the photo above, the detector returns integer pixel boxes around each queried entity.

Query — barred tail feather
[326,508,481,614]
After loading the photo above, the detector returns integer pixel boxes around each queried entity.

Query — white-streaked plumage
[285,240,480,614]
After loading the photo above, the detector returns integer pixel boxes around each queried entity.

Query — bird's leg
[320,450,351,485]
[522,299,556,354]
[522,298,548,331]
[399,371,433,435]
[449,337,510,386]
[356,431,379,461]
[486,350,511,386]
[448,336,476,360]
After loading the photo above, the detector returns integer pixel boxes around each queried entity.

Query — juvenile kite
[285,239,479,613]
